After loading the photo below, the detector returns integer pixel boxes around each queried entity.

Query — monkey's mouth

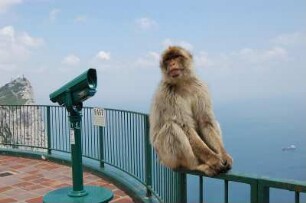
[169,69,181,78]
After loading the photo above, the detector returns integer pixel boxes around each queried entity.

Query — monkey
[149,46,233,176]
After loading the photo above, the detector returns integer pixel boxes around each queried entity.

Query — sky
[0,0,305,113]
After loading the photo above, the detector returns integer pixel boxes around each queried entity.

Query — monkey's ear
[187,52,193,59]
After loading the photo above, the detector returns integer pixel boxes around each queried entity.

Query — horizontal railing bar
[99,161,147,186]
[0,143,47,149]
[88,107,148,117]
[181,170,258,184]
[0,105,147,116]
[180,169,306,192]
[258,178,306,192]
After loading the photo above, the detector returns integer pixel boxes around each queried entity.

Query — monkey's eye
[164,54,180,63]
[171,54,180,59]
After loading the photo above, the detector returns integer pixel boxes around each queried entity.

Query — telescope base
[43,186,113,203]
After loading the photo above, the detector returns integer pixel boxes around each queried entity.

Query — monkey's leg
[153,122,198,169]
[183,126,226,173]
[154,122,226,176]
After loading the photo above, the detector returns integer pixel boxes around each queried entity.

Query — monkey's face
[165,55,184,78]
[160,46,194,82]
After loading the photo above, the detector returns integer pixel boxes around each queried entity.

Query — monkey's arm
[200,106,233,169]
[195,89,233,169]
[199,105,225,152]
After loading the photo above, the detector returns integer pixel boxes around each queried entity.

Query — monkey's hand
[196,155,225,176]
[221,153,233,172]
[204,154,227,176]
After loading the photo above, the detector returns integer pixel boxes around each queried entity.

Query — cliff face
[0,77,46,150]
[0,77,35,105]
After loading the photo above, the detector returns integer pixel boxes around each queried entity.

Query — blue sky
[0,0,305,112]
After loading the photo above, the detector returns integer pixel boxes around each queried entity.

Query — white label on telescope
[93,107,106,127]
[70,129,75,145]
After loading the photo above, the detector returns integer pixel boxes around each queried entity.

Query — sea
[186,98,306,203]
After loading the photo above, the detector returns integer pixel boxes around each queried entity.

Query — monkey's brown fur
[150,46,233,176]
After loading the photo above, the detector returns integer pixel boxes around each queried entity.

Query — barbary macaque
[149,46,233,176]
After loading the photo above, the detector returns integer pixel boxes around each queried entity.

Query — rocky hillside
[0,77,46,150]
[0,77,35,105]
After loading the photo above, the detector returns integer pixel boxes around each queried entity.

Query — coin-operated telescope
[49,68,97,111]
[44,68,113,203]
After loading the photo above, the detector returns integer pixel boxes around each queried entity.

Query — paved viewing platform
[0,155,134,203]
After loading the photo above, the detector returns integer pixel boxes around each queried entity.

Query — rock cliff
[0,77,46,150]
[0,77,35,105]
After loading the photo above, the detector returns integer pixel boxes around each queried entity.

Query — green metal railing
[185,170,306,203]
[0,105,305,203]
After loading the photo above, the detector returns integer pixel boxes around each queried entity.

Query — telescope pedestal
[43,104,113,203]
[43,186,113,203]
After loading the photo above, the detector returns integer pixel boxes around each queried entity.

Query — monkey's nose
[169,62,176,71]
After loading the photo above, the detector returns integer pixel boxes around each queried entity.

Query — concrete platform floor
[0,155,134,203]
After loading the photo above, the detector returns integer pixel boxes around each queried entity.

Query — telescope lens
[87,69,97,88]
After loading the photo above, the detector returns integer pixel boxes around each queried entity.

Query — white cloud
[0,0,22,13]
[148,51,160,61]
[95,51,111,61]
[135,17,158,30]
[135,51,160,68]
[162,39,194,51]
[192,38,306,103]
[49,8,60,22]
[235,47,288,64]
[195,51,214,68]
[0,26,44,71]
[62,54,80,66]
[196,46,289,72]
[0,25,15,38]
[271,32,306,47]
[19,32,44,47]
[88,51,111,71]
[75,15,87,23]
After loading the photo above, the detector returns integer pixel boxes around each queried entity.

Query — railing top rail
[258,177,306,192]
[0,104,59,107]
[90,107,148,117]
[181,169,306,192]
[0,104,148,116]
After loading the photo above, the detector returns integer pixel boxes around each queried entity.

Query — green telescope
[45,68,114,202]
[50,68,97,106]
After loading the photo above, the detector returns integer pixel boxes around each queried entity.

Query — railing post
[144,115,152,197]
[250,183,258,203]
[258,181,270,203]
[199,176,204,203]
[46,106,52,155]
[99,126,105,168]
[178,172,187,203]
[224,180,229,203]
